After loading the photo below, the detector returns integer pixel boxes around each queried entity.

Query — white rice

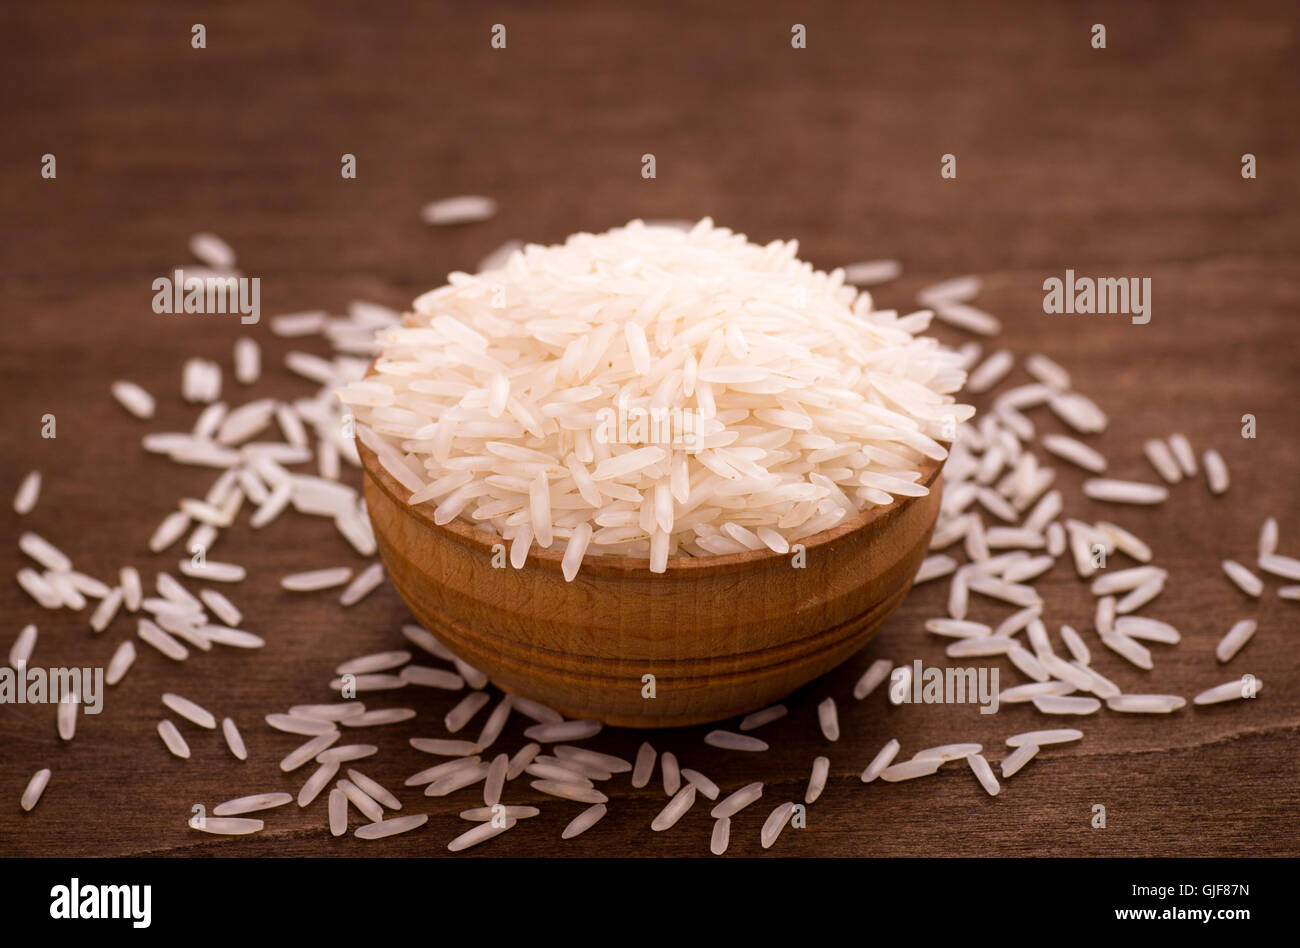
[280,733,341,771]
[1005,728,1082,747]
[343,220,970,579]
[420,195,497,226]
[999,682,1073,704]
[816,697,840,741]
[157,720,191,758]
[1258,518,1279,558]
[407,756,482,787]
[1049,392,1107,433]
[1142,439,1183,484]
[704,730,769,752]
[932,301,1002,335]
[1106,694,1186,714]
[1221,560,1263,597]
[163,693,216,729]
[335,650,412,676]
[555,746,632,774]
[106,641,136,686]
[337,778,384,822]
[266,713,338,736]
[13,471,41,516]
[402,665,464,689]
[214,792,293,816]
[328,789,348,836]
[474,696,513,748]
[879,758,943,782]
[1203,449,1229,495]
[448,816,517,851]
[1024,353,1070,390]
[711,781,764,818]
[966,350,1014,393]
[345,709,416,727]
[9,623,38,667]
[19,532,71,572]
[710,816,731,855]
[760,801,796,848]
[805,756,830,803]
[739,704,788,731]
[529,780,607,805]
[914,555,958,584]
[842,259,902,286]
[317,745,379,764]
[1000,743,1039,777]
[271,311,328,337]
[1113,616,1180,644]
[522,719,601,743]
[339,562,384,606]
[111,380,156,419]
[661,751,681,795]
[1059,624,1090,664]
[967,754,1000,796]
[410,737,480,757]
[193,817,263,836]
[563,804,608,839]
[1007,646,1049,682]
[21,768,52,811]
[1215,619,1257,663]
[917,274,981,306]
[925,618,991,638]
[138,619,189,661]
[1082,478,1169,505]
[853,659,894,700]
[234,337,261,384]
[461,805,539,822]
[281,567,354,591]
[298,762,339,806]
[1115,578,1164,614]
[356,814,429,840]
[631,742,657,788]
[445,692,491,732]
[347,769,402,810]
[860,738,901,783]
[1168,433,1197,475]
[57,694,78,741]
[1193,677,1263,705]
[913,743,981,762]
[651,784,697,831]
[428,764,488,795]
[1258,553,1300,581]
[1100,630,1153,670]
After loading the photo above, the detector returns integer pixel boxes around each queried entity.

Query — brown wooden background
[2,0,1298,857]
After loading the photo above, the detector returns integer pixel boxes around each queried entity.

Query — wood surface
[1,0,1297,857]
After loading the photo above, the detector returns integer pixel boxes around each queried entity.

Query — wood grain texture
[363,443,942,727]
[1,0,1298,857]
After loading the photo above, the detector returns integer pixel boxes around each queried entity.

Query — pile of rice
[342,219,973,578]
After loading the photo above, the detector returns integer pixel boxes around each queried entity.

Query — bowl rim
[358,439,947,577]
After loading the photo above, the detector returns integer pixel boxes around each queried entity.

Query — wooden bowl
[360,443,944,728]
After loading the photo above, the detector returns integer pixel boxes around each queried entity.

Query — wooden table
[2,0,1297,858]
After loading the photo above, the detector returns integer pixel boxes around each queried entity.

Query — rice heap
[341,219,974,578]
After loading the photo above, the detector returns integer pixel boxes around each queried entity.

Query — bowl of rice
[345,219,972,726]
